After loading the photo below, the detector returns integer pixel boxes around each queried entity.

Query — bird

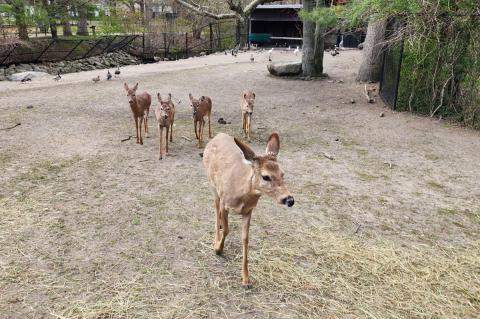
[21,75,31,83]
[330,50,337,56]
[294,46,300,56]
[250,54,254,62]
[224,50,227,55]
[53,72,61,81]
[268,54,272,62]
[107,70,112,81]
[92,75,100,83]
[268,48,273,54]
[114,67,120,77]
[287,45,291,51]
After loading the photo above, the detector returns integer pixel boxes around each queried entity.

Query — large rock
[8,71,50,81]
[267,62,302,76]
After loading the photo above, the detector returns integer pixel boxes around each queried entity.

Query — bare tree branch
[174,0,237,20]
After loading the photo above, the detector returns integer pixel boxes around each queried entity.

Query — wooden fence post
[185,32,188,58]
[209,23,213,54]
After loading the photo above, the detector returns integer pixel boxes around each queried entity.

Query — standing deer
[189,93,212,148]
[241,90,256,141]
[124,83,151,145]
[203,132,294,288]
[155,93,175,160]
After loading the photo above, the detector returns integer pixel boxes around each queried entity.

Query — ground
[0,50,479,319]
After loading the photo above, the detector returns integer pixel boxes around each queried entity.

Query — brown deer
[189,93,212,148]
[155,93,175,160]
[203,132,294,288]
[241,90,256,141]
[124,83,151,145]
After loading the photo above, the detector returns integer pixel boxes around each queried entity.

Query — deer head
[243,91,256,115]
[124,82,139,105]
[189,93,205,116]
[234,133,294,207]
[157,93,173,121]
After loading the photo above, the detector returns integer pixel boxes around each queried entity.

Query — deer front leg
[246,114,251,141]
[158,125,163,160]
[165,126,169,155]
[208,114,212,138]
[242,112,246,134]
[241,211,252,288]
[194,119,198,139]
[138,116,143,145]
[214,199,229,255]
[134,117,140,144]
[198,121,203,148]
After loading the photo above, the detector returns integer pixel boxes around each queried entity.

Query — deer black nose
[248,111,253,116]
[281,196,294,207]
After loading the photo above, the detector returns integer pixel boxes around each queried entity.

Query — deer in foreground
[155,93,175,160]
[189,93,212,148]
[124,82,151,145]
[241,90,256,142]
[203,132,294,288]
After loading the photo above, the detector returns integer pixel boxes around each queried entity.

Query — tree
[59,0,73,36]
[174,0,278,46]
[7,0,29,40]
[77,3,89,36]
[356,19,386,82]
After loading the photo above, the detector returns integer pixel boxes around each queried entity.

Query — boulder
[267,62,302,76]
[8,71,50,81]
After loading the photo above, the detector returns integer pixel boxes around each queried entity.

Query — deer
[203,132,294,288]
[241,90,256,142]
[124,83,151,145]
[189,93,212,148]
[155,93,175,160]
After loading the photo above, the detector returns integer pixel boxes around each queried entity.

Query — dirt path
[1,50,479,318]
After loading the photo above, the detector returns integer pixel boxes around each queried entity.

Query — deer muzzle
[281,195,295,207]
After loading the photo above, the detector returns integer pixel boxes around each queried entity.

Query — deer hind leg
[242,112,246,133]
[246,114,251,141]
[165,126,169,155]
[169,115,174,142]
[198,120,204,148]
[241,211,252,288]
[144,114,149,138]
[139,116,144,145]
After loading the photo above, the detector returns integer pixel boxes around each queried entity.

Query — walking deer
[241,90,256,141]
[155,93,175,160]
[124,83,151,145]
[203,132,294,288]
[189,93,212,148]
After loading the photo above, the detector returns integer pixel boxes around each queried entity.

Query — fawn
[189,93,212,148]
[124,83,151,145]
[203,132,294,288]
[241,90,256,141]
[155,93,175,160]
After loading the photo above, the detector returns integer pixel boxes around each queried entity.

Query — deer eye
[262,175,272,182]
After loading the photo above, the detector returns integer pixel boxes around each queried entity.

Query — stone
[267,62,302,76]
[8,71,50,81]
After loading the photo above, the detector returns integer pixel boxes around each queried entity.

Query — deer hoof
[214,248,223,255]
[242,280,253,289]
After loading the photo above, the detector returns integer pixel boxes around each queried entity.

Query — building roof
[256,4,303,10]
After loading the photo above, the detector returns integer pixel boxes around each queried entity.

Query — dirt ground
[1,50,479,319]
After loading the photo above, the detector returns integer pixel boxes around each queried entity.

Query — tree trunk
[302,0,315,76]
[235,17,248,47]
[50,22,58,39]
[356,19,387,82]
[62,20,72,36]
[312,0,324,76]
[11,0,29,40]
[77,6,89,36]
[60,0,72,36]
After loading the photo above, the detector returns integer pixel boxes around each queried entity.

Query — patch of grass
[425,153,441,161]
[131,216,141,225]
[355,171,380,182]
[427,180,445,190]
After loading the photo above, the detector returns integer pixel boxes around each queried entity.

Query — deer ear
[168,93,172,101]
[133,83,138,91]
[200,96,205,101]
[189,93,193,101]
[124,83,129,91]
[243,93,247,99]
[157,93,161,101]
[234,137,256,162]
[252,92,255,99]
[266,133,280,156]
